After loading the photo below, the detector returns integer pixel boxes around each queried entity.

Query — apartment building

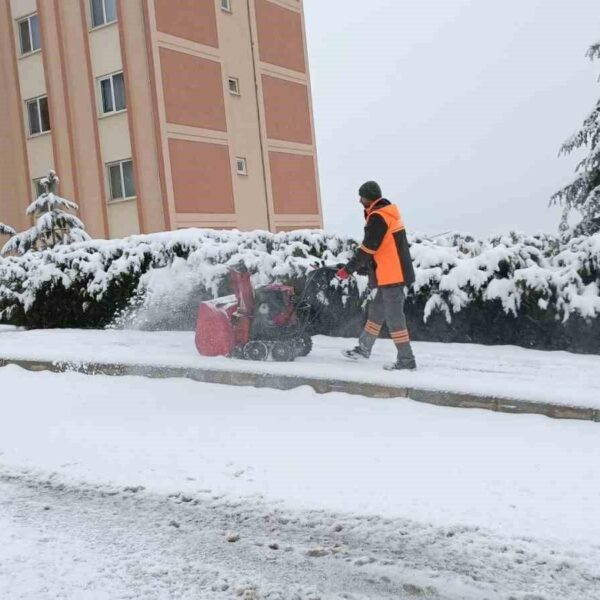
[0,0,323,239]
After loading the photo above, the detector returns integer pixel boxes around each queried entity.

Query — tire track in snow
[0,469,598,600]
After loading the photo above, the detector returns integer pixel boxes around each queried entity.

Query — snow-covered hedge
[412,231,600,323]
[0,228,599,352]
[0,229,354,330]
[406,231,600,353]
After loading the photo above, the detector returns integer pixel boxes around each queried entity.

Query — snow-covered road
[1,365,599,598]
[3,470,598,600]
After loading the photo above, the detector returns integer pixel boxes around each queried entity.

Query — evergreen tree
[551,42,600,237]
[1,170,90,255]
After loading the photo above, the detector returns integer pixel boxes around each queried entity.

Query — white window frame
[236,157,248,176]
[107,159,135,203]
[25,95,51,137]
[98,71,126,116]
[220,0,232,13]
[227,77,240,96]
[90,0,117,29]
[17,13,41,56]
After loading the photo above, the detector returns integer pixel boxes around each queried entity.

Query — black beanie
[358,181,382,201]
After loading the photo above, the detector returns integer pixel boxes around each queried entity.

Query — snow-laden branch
[36,211,86,234]
[559,102,600,155]
[586,42,600,61]
[0,223,16,236]
[1,227,39,256]
[26,192,79,216]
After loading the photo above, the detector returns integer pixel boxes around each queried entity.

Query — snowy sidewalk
[0,328,599,417]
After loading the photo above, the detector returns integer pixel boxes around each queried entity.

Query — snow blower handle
[335,266,350,281]
[294,264,344,309]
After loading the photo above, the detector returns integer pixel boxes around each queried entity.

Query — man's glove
[336,267,350,280]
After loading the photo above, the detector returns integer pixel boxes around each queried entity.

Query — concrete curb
[1,357,598,423]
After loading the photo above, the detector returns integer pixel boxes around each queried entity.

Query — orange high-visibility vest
[361,203,407,286]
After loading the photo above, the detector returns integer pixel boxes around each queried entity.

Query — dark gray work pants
[358,285,415,364]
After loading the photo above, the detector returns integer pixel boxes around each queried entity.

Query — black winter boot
[342,346,370,361]
[383,359,417,371]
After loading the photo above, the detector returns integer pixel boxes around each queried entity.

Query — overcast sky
[303,0,600,239]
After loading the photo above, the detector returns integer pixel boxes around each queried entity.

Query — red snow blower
[195,267,336,362]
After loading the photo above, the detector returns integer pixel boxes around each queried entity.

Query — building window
[221,0,232,13]
[26,96,51,136]
[18,14,41,55]
[228,77,240,96]
[99,72,126,114]
[107,159,135,201]
[33,178,48,199]
[236,157,247,176]
[90,0,117,28]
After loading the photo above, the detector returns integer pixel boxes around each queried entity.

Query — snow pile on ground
[1,366,599,599]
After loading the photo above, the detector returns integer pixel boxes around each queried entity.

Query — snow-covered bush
[0,228,599,352]
[411,230,600,323]
[2,170,90,255]
[0,229,357,331]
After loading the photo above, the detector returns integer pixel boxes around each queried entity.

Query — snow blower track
[0,329,599,422]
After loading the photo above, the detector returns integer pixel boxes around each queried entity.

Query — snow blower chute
[195,267,336,362]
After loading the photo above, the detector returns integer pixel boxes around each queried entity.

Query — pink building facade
[0,0,323,239]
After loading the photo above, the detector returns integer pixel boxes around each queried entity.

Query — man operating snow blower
[336,181,417,371]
